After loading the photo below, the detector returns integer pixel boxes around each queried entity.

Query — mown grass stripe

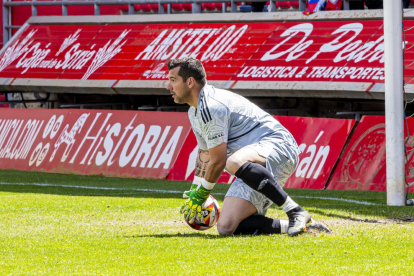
[0,181,378,205]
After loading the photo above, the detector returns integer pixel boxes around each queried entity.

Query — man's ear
[187,77,194,88]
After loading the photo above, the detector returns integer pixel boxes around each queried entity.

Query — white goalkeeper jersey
[188,84,298,155]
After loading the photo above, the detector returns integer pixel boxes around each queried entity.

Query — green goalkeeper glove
[181,179,215,223]
[182,176,202,199]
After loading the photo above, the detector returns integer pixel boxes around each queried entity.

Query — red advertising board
[1,19,410,85]
[6,108,414,194]
[0,109,191,179]
[328,116,414,193]
[168,115,355,190]
[236,21,386,83]
[277,116,355,189]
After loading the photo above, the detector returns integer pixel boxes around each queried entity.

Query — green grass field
[0,169,413,275]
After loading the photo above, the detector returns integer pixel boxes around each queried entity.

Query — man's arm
[194,142,227,183]
[194,149,210,179]
[182,149,209,199]
[181,142,227,221]
[203,142,227,184]
[183,143,226,200]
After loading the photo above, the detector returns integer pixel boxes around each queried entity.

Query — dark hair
[167,57,206,86]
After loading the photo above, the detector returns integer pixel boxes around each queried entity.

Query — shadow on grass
[125,233,227,239]
[309,209,414,223]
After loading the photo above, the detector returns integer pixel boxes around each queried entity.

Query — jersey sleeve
[203,105,229,149]
[192,127,208,151]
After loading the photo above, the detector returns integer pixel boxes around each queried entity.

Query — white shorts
[225,139,299,216]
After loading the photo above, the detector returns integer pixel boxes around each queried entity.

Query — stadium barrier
[0,109,192,179]
[3,108,413,193]
[328,116,414,193]
[2,10,413,99]
[167,116,356,190]
[275,116,355,189]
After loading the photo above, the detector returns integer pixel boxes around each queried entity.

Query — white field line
[0,182,379,206]
[294,195,379,206]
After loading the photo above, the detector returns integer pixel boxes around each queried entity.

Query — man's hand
[181,184,212,223]
[182,183,199,199]
[183,176,203,199]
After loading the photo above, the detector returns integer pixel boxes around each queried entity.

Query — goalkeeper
[167,57,329,236]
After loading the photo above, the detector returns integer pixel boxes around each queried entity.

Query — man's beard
[174,90,191,104]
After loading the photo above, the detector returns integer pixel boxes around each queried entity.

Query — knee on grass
[217,221,237,236]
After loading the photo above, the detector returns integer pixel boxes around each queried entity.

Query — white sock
[281,196,299,212]
[280,220,289,234]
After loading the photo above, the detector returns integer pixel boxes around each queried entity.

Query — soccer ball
[184,195,220,231]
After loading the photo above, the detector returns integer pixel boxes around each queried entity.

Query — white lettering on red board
[0,29,130,80]
[143,62,167,79]
[237,65,385,80]
[295,131,330,180]
[135,25,248,61]
[49,113,89,162]
[69,113,183,169]
[260,23,390,65]
[0,113,185,171]
[0,22,404,80]
[82,30,130,80]
[0,30,37,72]
[27,113,183,170]
[0,118,43,160]
[261,23,314,62]
[56,29,82,56]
